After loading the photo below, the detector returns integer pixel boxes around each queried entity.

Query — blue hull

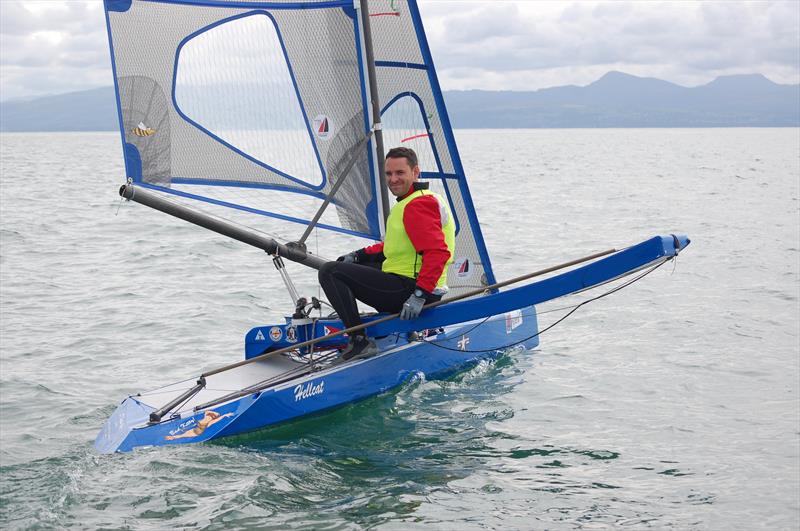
[95,234,690,453]
[96,308,538,453]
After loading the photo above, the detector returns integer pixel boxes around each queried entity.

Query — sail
[105,0,384,239]
[369,0,496,290]
[104,0,495,292]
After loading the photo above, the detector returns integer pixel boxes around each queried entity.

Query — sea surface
[1,129,798,529]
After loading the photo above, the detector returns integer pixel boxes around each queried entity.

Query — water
[1,129,798,529]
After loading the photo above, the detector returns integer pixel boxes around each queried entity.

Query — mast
[358,0,390,224]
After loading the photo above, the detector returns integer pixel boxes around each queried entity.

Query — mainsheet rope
[141,256,673,415]
[142,247,642,421]
[417,257,671,354]
[147,257,672,411]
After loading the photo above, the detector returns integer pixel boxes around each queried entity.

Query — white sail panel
[106,0,383,239]
[174,14,323,186]
[381,94,439,172]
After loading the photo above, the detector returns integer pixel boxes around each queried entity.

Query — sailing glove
[337,250,359,263]
[400,288,428,320]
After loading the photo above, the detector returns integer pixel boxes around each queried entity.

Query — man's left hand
[400,289,427,320]
[337,251,358,263]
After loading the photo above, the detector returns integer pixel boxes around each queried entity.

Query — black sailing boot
[341,334,378,361]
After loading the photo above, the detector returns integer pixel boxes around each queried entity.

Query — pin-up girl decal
[165,410,233,440]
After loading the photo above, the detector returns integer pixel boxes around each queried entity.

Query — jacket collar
[396,181,429,202]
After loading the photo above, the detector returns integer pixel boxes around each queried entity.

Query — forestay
[105,0,494,294]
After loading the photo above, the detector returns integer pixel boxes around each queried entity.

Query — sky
[0,0,798,102]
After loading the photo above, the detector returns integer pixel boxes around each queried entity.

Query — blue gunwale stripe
[141,183,375,239]
[369,236,679,336]
[143,0,351,9]
[375,61,427,70]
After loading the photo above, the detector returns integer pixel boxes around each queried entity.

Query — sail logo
[323,325,340,336]
[132,121,156,137]
[286,326,297,343]
[505,309,523,334]
[313,114,331,139]
[452,257,473,280]
[294,380,324,402]
[255,330,266,341]
[269,327,283,342]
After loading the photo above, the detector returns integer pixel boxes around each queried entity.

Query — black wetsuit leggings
[318,262,435,332]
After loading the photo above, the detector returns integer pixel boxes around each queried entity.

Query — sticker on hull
[165,410,232,441]
[505,309,523,333]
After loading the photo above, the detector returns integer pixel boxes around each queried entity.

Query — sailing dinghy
[95,0,690,454]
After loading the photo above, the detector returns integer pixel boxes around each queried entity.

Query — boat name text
[168,417,197,436]
[294,380,325,402]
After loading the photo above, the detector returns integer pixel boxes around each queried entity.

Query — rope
[418,258,670,354]
[144,247,629,421]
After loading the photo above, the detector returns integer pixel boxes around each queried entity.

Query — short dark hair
[385,147,418,168]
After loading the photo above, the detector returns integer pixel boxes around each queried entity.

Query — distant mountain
[445,72,799,127]
[1,72,797,131]
[0,87,118,132]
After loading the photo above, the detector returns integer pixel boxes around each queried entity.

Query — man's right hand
[337,251,359,263]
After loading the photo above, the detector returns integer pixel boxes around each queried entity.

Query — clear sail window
[381,93,439,172]
[174,13,324,187]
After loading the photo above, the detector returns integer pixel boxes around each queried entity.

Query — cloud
[0,0,797,101]
[0,1,109,100]
[420,0,800,90]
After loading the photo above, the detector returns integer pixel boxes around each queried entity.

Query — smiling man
[318,147,455,361]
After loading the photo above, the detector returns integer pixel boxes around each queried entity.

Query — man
[318,147,455,361]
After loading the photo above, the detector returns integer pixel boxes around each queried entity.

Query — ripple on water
[1,130,799,529]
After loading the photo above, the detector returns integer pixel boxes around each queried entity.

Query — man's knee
[318,261,337,283]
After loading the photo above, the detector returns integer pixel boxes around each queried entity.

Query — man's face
[385,156,420,198]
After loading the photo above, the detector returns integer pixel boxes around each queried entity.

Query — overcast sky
[0,0,798,101]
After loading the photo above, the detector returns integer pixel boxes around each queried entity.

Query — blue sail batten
[405,0,498,286]
[139,182,378,240]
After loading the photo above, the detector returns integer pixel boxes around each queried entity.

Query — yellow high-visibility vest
[382,189,455,288]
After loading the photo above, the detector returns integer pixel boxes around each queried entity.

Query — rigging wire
[166,384,204,420]
[418,257,671,354]
[139,258,670,416]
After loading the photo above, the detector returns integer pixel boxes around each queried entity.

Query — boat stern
[94,396,154,454]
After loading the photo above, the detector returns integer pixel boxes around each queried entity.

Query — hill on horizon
[444,72,799,128]
[1,71,798,132]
